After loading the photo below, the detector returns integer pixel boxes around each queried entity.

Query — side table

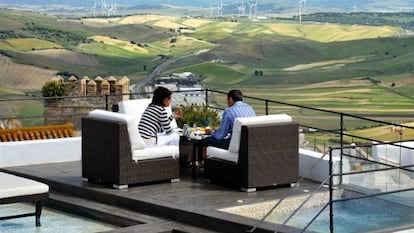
[188,136,205,179]
[179,135,209,179]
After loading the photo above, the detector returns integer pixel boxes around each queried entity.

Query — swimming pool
[220,191,414,233]
[285,200,414,233]
[0,203,117,232]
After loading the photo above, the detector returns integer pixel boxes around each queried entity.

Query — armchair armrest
[238,122,299,187]
[82,117,132,184]
[82,116,180,187]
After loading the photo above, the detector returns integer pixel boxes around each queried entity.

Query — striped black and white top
[138,104,173,140]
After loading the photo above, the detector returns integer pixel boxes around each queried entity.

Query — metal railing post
[105,94,109,111]
[340,113,344,185]
[205,88,209,106]
[329,147,334,233]
[265,99,269,115]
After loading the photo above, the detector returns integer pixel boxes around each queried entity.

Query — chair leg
[171,178,180,183]
[113,184,128,189]
[35,200,43,227]
[241,187,256,193]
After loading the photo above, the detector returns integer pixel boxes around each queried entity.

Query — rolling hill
[1,9,414,120]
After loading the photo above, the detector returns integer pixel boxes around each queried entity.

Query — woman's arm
[160,108,173,134]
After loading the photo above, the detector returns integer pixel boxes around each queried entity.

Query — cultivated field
[0,38,62,51]
[0,54,57,91]
[1,11,414,131]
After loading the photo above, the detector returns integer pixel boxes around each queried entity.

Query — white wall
[372,141,414,168]
[299,148,350,185]
[0,137,81,167]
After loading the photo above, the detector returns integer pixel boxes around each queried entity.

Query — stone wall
[44,76,130,130]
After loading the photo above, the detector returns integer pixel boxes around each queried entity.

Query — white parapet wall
[0,137,81,167]
[372,141,414,168]
[299,148,350,185]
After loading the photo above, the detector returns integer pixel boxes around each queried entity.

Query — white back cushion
[88,109,145,150]
[228,114,293,153]
[118,99,152,119]
[118,99,178,129]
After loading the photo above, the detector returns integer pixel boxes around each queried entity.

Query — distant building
[172,72,193,79]
[210,59,224,63]
[154,83,178,92]
[147,72,205,107]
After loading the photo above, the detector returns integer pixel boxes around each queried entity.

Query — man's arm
[212,110,231,139]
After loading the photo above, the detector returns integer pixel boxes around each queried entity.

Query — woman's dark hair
[152,87,172,106]
[228,90,243,101]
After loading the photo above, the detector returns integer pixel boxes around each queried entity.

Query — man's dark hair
[152,87,172,106]
[228,90,243,101]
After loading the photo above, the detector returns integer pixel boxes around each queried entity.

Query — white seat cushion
[228,114,293,153]
[88,109,145,150]
[0,172,49,199]
[206,146,238,163]
[132,146,179,161]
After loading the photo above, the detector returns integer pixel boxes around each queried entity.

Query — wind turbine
[101,0,107,16]
[92,0,97,16]
[352,0,357,12]
[302,0,307,12]
[208,4,215,18]
[238,1,246,16]
[248,0,258,20]
[217,0,223,18]
[108,1,117,16]
[298,0,306,23]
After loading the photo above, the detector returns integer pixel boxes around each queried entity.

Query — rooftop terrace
[2,89,414,232]
[1,161,319,233]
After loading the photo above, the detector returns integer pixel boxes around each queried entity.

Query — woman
[138,87,181,146]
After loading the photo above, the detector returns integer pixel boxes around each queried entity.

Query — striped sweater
[138,104,173,139]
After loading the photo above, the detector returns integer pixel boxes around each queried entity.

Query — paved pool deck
[0,161,321,233]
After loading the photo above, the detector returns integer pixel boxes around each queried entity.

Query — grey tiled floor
[1,161,316,233]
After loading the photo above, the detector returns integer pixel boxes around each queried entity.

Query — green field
[0,38,62,51]
[1,9,414,132]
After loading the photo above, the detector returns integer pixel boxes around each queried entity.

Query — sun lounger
[0,172,49,226]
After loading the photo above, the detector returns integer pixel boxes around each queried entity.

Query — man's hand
[204,127,212,135]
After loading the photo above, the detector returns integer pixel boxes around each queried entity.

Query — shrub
[176,104,220,128]
[41,81,66,97]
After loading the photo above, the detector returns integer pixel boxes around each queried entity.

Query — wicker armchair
[204,115,299,192]
[82,110,180,189]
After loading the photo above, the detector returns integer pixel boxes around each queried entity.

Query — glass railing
[2,88,414,145]
[249,142,414,233]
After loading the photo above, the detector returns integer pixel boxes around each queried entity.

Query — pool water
[220,192,414,233]
[0,203,117,233]
[285,201,414,233]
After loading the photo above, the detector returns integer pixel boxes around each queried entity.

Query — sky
[0,0,413,13]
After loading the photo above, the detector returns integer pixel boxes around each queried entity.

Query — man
[204,90,256,149]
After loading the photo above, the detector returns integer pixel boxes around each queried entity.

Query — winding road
[131,49,210,96]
